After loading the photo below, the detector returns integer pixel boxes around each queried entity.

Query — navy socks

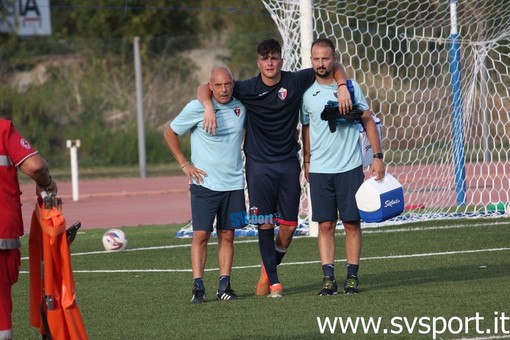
[218,275,230,292]
[346,264,359,278]
[258,228,279,285]
[322,264,335,279]
[193,277,205,291]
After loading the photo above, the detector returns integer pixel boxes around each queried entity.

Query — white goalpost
[262,0,510,226]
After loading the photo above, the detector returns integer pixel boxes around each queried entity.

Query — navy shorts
[190,184,246,232]
[309,166,364,222]
[245,157,301,226]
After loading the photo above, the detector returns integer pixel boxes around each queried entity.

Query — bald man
[164,67,246,303]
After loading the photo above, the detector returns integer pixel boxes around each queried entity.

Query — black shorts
[245,157,301,226]
[309,166,364,222]
[190,184,246,232]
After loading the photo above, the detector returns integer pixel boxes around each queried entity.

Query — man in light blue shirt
[164,66,246,303]
[301,38,385,296]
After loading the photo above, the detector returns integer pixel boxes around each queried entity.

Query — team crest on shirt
[20,138,32,150]
[233,107,241,117]
[278,87,287,100]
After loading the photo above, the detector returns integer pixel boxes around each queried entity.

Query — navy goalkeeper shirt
[234,69,316,163]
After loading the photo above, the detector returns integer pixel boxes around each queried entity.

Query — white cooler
[355,173,404,222]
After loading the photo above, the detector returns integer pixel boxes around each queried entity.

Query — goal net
[175,1,510,238]
[263,0,510,225]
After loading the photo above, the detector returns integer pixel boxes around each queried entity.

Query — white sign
[0,0,52,36]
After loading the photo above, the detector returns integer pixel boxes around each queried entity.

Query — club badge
[278,87,287,100]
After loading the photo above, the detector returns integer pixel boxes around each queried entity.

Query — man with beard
[301,38,385,295]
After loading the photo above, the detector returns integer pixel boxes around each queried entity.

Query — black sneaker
[318,276,338,296]
[216,288,242,301]
[191,283,206,304]
[343,276,359,294]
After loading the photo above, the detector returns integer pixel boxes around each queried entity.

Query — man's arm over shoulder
[332,62,352,114]
[197,83,217,135]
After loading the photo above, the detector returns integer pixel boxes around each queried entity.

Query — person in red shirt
[0,118,57,340]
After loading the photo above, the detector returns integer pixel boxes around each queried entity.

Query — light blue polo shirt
[170,98,246,191]
[301,80,368,173]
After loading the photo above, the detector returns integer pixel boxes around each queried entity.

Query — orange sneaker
[255,262,270,296]
[268,283,283,298]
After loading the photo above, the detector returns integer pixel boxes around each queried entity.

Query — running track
[20,161,509,232]
[20,176,191,232]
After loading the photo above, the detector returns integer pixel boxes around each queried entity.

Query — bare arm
[163,126,207,183]
[301,125,311,182]
[360,111,385,180]
[332,62,352,114]
[18,153,58,195]
[196,83,217,135]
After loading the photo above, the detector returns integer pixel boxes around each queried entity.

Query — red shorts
[0,249,21,331]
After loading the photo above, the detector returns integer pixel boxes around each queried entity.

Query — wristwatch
[373,152,383,159]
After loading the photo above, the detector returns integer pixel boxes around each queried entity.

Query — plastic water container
[355,173,404,222]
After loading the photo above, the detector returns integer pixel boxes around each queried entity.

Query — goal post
[448,0,467,206]
[299,0,313,69]
[299,0,319,236]
[262,0,510,226]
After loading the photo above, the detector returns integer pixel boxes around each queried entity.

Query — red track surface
[20,176,191,232]
[19,161,509,233]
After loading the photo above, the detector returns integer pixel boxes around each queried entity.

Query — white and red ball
[102,229,127,251]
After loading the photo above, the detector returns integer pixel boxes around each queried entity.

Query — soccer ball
[102,229,128,251]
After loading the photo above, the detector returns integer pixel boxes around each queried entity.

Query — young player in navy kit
[301,38,385,295]
[198,39,352,297]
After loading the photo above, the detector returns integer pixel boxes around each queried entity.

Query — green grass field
[12,218,510,339]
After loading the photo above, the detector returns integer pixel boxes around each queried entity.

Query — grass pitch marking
[19,246,510,274]
[21,219,506,259]
[19,220,509,274]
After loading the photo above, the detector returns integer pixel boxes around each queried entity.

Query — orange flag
[29,197,88,340]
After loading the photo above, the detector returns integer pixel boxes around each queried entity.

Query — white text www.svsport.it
[316,312,510,339]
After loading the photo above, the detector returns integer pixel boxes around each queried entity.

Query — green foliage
[51,0,199,39]
[0,1,280,168]
[1,34,200,167]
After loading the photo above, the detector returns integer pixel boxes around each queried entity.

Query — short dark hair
[257,39,282,58]
[311,37,336,54]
